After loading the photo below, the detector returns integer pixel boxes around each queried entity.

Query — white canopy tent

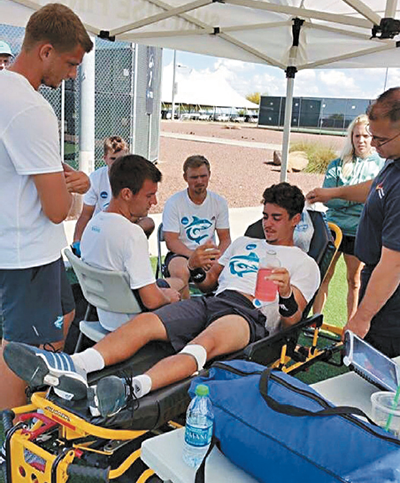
[2,0,400,179]
[162,62,258,108]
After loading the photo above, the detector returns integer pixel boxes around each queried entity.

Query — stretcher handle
[67,463,110,482]
[259,368,375,424]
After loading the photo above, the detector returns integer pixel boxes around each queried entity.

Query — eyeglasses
[366,126,400,148]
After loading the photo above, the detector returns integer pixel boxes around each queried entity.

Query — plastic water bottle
[183,384,214,468]
[254,250,281,302]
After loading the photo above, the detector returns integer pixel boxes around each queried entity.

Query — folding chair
[64,248,143,351]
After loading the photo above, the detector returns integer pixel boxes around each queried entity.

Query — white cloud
[319,70,356,89]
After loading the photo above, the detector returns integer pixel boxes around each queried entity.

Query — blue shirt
[355,159,400,266]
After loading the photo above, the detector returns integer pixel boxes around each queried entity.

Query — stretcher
[1,213,344,483]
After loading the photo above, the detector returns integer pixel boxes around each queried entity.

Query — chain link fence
[1,24,161,170]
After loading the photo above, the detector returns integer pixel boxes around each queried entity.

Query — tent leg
[79,34,96,175]
[281,67,296,182]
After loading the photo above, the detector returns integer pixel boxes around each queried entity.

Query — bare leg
[0,341,28,410]
[137,216,155,239]
[343,253,363,320]
[167,257,190,299]
[146,314,251,391]
[94,313,168,366]
[313,251,341,315]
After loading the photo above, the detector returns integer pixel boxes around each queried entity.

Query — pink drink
[255,267,277,302]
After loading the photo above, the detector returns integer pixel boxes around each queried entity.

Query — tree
[246,92,261,105]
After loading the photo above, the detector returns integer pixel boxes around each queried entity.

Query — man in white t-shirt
[0,4,93,410]
[4,183,320,416]
[162,155,231,298]
[80,154,183,331]
[0,40,12,70]
[73,136,155,251]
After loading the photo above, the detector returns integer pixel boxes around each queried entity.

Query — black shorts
[338,235,356,256]
[0,258,75,344]
[162,251,189,278]
[154,290,268,352]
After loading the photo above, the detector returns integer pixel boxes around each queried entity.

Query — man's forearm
[307,180,373,204]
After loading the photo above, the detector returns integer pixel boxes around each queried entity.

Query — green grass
[290,140,337,174]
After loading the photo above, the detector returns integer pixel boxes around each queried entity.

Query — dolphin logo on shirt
[229,252,259,278]
[182,216,213,244]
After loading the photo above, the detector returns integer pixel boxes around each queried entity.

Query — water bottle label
[184,423,212,447]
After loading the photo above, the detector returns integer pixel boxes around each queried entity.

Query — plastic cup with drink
[254,250,281,303]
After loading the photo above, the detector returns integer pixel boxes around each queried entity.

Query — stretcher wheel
[67,463,110,482]
[1,410,14,435]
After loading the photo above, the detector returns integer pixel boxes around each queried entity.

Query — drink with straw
[371,389,400,438]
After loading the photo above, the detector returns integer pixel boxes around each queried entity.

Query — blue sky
[163,49,400,100]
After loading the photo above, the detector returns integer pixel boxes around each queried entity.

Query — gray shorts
[154,290,268,352]
[0,258,75,344]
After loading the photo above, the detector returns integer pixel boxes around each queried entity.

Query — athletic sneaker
[88,376,128,418]
[3,342,88,400]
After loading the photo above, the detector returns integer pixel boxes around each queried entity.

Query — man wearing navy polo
[307,87,400,357]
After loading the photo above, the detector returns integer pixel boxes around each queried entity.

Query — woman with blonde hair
[313,114,385,319]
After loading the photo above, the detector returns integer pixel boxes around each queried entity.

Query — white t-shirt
[216,236,320,335]
[83,166,111,215]
[81,212,155,331]
[162,190,230,250]
[0,70,67,269]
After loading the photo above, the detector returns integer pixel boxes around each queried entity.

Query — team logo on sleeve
[376,183,385,199]
[229,252,259,277]
[181,216,213,244]
[100,191,108,199]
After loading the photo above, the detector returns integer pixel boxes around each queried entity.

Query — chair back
[64,248,142,314]
[156,222,165,279]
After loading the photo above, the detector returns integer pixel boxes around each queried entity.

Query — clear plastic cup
[371,391,400,438]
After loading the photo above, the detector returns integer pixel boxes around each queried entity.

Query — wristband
[188,266,206,283]
[278,289,298,317]
[71,241,81,257]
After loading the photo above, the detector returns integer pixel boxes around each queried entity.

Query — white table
[141,358,400,483]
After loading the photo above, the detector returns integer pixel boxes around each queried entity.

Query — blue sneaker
[88,376,128,418]
[3,342,87,400]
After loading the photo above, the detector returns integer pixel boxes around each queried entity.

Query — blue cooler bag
[191,360,400,483]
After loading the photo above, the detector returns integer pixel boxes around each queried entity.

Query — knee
[180,344,208,371]
[169,262,190,281]
[139,217,155,238]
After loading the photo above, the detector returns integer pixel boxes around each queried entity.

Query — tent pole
[79,34,95,174]
[171,50,177,120]
[281,67,296,182]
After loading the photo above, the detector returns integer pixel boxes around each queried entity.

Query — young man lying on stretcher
[4,183,320,417]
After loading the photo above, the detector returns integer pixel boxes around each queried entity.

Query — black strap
[195,435,218,483]
[259,368,376,425]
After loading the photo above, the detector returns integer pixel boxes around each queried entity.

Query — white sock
[71,348,105,375]
[130,374,152,399]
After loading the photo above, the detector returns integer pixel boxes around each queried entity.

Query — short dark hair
[262,182,304,219]
[183,155,210,174]
[368,87,400,123]
[109,155,162,197]
[23,3,93,54]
